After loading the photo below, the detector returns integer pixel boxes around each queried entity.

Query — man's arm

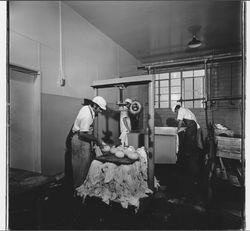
[177,120,183,133]
[78,131,103,149]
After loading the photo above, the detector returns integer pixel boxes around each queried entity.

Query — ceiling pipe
[137,52,242,70]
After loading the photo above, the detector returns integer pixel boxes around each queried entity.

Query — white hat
[171,103,180,113]
[124,98,132,104]
[92,96,107,110]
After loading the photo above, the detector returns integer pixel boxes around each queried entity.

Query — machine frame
[91,74,155,189]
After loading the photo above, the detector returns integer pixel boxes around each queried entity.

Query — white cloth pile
[214,123,234,137]
[76,147,152,211]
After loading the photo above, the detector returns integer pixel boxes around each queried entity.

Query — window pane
[194,69,205,77]
[154,101,159,108]
[171,93,181,101]
[160,80,169,87]
[160,94,169,101]
[183,70,193,78]
[194,100,203,108]
[155,80,160,87]
[194,77,203,98]
[184,91,193,99]
[171,78,180,86]
[194,90,203,98]
[159,73,169,80]
[156,68,205,109]
[171,86,181,94]
[154,95,159,102]
[171,100,179,108]
[183,78,193,99]
[184,101,193,108]
[160,101,169,108]
[155,87,159,94]
[160,87,169,94]
[171,72,180,78]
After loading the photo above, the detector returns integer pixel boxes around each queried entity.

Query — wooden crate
[216,150,241,160]
[216,136,242,160]
[216,136,241,153]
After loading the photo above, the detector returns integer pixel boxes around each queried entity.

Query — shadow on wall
[155,112,163,126]
[166,118,178,127]
[130,113,141,131]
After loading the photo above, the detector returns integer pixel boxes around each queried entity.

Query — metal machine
[91,75,155,189]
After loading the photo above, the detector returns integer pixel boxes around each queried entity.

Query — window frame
[154,66,205,109]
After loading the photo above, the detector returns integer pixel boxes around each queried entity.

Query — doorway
[9,65,41,173]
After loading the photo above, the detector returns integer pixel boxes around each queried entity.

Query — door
[9,66,41,172]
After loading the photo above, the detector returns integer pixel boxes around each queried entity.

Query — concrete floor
[9,164,244,230]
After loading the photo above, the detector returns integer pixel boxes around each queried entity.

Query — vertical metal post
[180,71,183,107]
[147,77,155,190]
[118,85,125,104]
[119,87,123,103]
[230,63,233,104]
[240,1,245,221]
[158,75,160,108]
[169,73,171,107]
[6,4,10,227]
[94,88,99,140]
[192,70,195,108]
[204,59,209,129]
[147,66,151,75]
[204,59,209,102]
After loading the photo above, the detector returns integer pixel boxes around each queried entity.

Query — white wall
[10,1,140,98]
[9,1,141,175]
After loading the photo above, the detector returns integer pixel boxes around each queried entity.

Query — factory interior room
[7,1,246,230]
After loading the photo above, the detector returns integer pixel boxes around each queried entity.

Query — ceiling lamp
[188,35,202,48]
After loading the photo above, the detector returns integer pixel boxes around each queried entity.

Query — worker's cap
[171,103,181,113]
[92,96,107,110]
[124,98,133,104]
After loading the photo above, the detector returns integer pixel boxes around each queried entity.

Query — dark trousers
[183,119,198,156]
[64,126,74,193]
[177,120,201,182]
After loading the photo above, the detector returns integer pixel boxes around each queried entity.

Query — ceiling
[65,1,242,64]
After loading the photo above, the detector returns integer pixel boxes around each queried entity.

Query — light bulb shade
[188,36,202,48]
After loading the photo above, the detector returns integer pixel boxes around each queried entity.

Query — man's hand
[97,140,104,149]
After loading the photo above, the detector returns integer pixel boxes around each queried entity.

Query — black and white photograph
[2,1,248,230]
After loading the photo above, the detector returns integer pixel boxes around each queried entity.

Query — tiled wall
[155,60,243,138]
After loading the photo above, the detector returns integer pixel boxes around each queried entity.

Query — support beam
[147,78,155,190]
[91,75,153,89]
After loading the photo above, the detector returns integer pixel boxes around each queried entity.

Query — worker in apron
[172,103,200,184]
[65,96,107,191]
[119,98,132,147]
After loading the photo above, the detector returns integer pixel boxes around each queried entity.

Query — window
[155,73,169,108]
[182,69,205,108]
[154,68,205,108]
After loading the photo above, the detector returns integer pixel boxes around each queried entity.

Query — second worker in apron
[172,103,201,184]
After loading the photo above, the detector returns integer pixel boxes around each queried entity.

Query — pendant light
[188,35,202,49]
